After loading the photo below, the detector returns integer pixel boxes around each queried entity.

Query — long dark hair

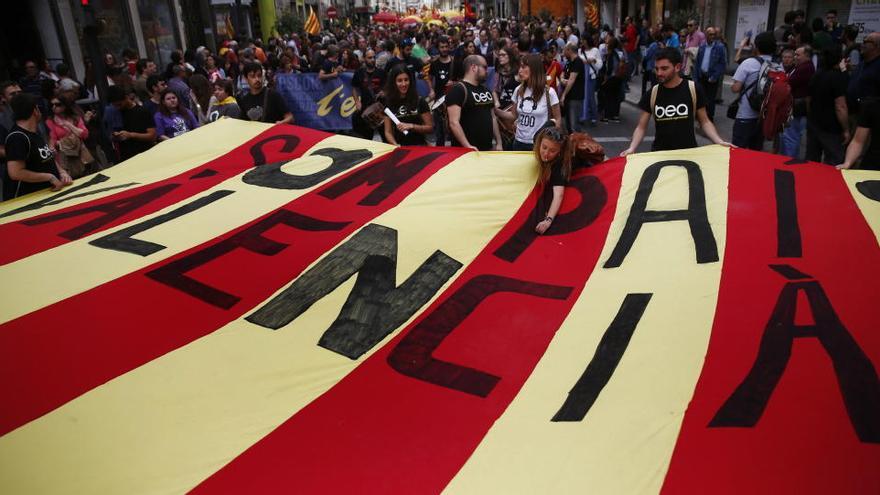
[189,74,211,112]
[53,93,82,120]
[517,53,546,102]
[383,64,418,109]
[157,88,185,117]
[532,126,572,186]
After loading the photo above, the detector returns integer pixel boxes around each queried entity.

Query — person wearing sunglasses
[46,95,95,179]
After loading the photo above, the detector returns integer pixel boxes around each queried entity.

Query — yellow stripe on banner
[0,151,537,495]
[0,119,270,224]
[446,146,730,495]
[841,170,880,245]
[0,134,395,325]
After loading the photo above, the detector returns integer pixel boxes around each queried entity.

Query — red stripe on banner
[0,146,466,436]
[662,150,880,494]
[0,125,329,266]
[192,161,625,493]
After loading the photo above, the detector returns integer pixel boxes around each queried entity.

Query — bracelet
[544,216,554,222]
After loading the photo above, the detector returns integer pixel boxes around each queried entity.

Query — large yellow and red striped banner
[0,119,878,493]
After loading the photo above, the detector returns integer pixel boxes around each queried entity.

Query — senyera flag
[0,118,878,494]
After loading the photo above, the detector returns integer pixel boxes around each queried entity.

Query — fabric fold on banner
[0,134,394,325]
[0,150,536,495]
[446,146,730,494]
[0,141,466,437]
[0,120,330,266]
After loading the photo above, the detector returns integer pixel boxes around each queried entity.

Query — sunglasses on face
[51,101,62,107]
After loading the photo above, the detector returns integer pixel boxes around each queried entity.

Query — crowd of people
[1,9,878,227]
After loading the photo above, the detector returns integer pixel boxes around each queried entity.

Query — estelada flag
[0,119,878,493]
[224,14,234,40]
[305,6,320,36]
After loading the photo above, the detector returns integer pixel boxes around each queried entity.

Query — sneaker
[589,120,598,127]
[600,117,609,123]
[609,117,621,123]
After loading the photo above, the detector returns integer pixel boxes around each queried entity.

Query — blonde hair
[532,126,572,186]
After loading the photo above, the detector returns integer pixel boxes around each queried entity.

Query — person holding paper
[383,65,433,146]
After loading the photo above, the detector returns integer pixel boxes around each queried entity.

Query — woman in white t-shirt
[496,53,562,151]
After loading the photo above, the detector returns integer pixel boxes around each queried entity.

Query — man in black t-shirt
[839,97,880,170]
[108,86,157,162]
[388,40,426,86]
[351,50,386,140]
[806,50,850,165]
[319,45,344,81]
[560,43,585,132]
[3,93,70,200]
[429,38,455,146]
[622,48,730,155]
[446,55,502,151]
[238,62,293,124]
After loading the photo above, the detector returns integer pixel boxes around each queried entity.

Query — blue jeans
[565,99,584,133]
[780,116,805,158]
[732,118,763,150]
[582,77,599,122]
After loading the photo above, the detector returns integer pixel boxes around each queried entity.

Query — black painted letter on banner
[89,190,235,256]
[710,266,880,443]
[494,175,608,262]
[387,275,573,397]
[21,184,180,240]
[603,160,718,268]
[249,134,301,166]
[856,180,880,202]
[319,148,444,206]
[0,173,138,219]
[552,293,652,421]
[774,169,802,257]
[247,224,463,359]
[243,147,373,190]
[146,210,349,309]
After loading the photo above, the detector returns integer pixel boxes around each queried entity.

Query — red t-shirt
[625,24,638,53]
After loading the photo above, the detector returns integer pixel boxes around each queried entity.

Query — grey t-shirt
[732,55,771,119]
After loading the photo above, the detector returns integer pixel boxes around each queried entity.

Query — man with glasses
[446,55,502,151]
[692,27,727,121]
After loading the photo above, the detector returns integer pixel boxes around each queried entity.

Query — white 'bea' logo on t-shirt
[471,91,493,104]
[655,103,689,119]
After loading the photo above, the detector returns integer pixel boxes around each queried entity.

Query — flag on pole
[225,14,235,39]
[305,7,320,35]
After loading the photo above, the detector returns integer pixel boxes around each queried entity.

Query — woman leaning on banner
[531,126,572,235]
[495,53,562,151]
[382,64,433,146]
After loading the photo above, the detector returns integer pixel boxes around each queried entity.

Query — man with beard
[351,50,386,140]
[429,37,455,146]
[621,48,731,155]
[446,55,502,151]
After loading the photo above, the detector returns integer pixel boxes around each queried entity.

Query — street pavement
[584,71,740,158]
